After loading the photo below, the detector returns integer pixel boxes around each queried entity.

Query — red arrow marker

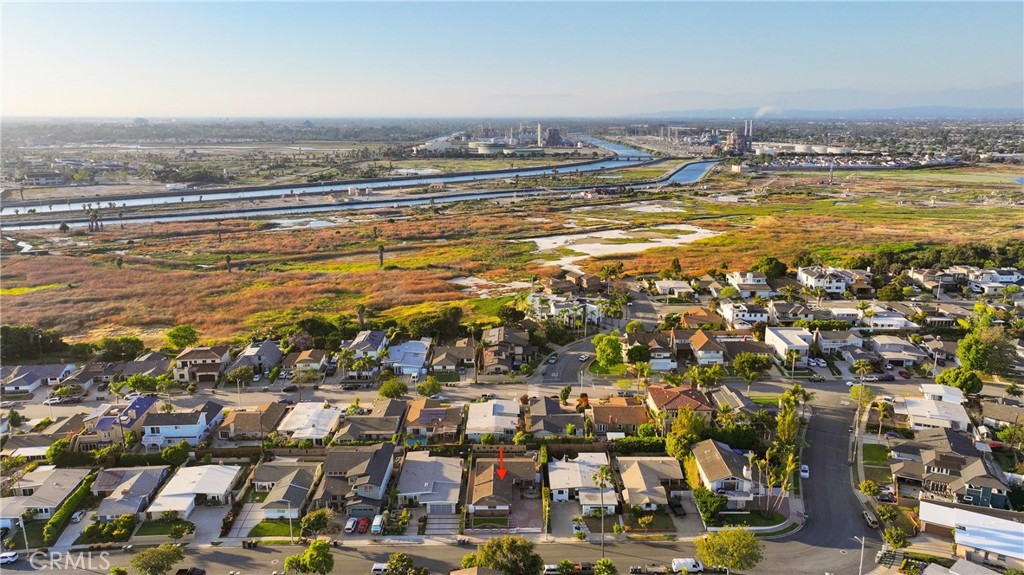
[496,446,508,481]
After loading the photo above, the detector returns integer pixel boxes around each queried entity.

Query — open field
[2,164,1022,344]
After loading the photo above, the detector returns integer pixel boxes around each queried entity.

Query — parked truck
[175,568,206,575]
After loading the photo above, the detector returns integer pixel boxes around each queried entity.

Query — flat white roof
[466,399,519,435]
[920,384,965,403]
[904,398,970,425]
[548,452,608,491]
[278,402,342,439]
[920,501,1024,561]
[766,327,812,347]
[148,465,240,514]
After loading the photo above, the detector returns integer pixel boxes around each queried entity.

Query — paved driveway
[55,514,92,549]
[229,503,266,538]
[551,501,581,536]
[191,505,231,544]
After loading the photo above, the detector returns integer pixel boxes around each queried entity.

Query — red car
[357,517,371,534]
[898,370,912,379]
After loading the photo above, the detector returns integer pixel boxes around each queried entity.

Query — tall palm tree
[785,350,801,377]
[715,404,738,429]
[336,348,355,381]
[853,359,873,383]
[592,465,614,558]
[703,364,725,391]
[684,365,703,389]
[782,384,815,418]
[634,361,651,394]
[876,401,894,441]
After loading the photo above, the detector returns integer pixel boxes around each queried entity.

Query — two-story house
[313,444,395,517]
[690,329,726,365]
[334,399,406,443]
[797,266,848,294]
[815,330,864,355]
[587,398,649,436]
[227,340,282,376]
[765,327,813,366]
[75,395,158,451]
[405,398,462,442]
[767,301,816,326]
[890,428,1010,508]
[172,346,231,384]
[140,401,224,450]
[726,271,774,298]
[692,439,760,509]
[719,300,769,329]
[346,330,389,360]
[621,332,677,372]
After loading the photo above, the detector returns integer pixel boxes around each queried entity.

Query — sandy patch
[521,223,720,274]
[448,276,533,297]
[266,217,348,231]
[622,201,688,213]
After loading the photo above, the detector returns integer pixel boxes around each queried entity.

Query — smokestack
[749,120,753,141]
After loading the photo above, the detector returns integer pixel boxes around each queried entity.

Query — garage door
[428,503,455,515]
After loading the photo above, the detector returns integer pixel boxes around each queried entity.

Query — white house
[719,300,769,329]
[277,402,343,446]
[725,271,774,298]
[140,401,224,450]
[919,500,1024,571]
[465,399,520,443]
[1,364,75,394]
[386,338,432,375]
[346,330,389,359]
[653,280,695,298]
[396,451,463,515]
[797,266,848,294]
[872,335,929,366]
[815,330,864,354]
[690,330,726,365]
[0,467,91,528]
[146,464,241,519]
[921,384,965,404]
[548,452,616,513]
[765,327,813,365]
[902,397,972,431]
[691,439,760,509]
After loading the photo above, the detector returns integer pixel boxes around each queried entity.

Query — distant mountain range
[632,82,1023,120]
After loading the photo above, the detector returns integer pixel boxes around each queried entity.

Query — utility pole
[855,535,866,575]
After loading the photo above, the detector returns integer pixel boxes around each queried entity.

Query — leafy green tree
[719,286,741,299]
[225,366,255,388]
[1006,383,1024,398]
[301,509,333,537]
[46,438,70,465]
[385,553,429,575]
[462,535,544,575]
[876,505,898,526]
[593,558,618,575]
[97,336,146,361]
[859,480,881,497]
[480,433,497,445]
[497,305,526,328]
[626,345,651,364]
[559,385,573,405]
[695,527,765,571]
[877,283,905,302]
[161,440,190,467]
[883,526,908,550]
[853,360,874,380]
[556,560,575,575]
[168,523,188,540]
[378,379,408,399]
[732,352,773,378]
[996,423,1024,450]
[592,333,624,371]
[165,324,201,350]
[751,256,787,281]
[130,544,185,575]
[7,409,23,428]
[959,327,1015,375]
[637,423,657,437]
[665,406,706,459]
[624,320,645,333]
[512,431,531,445]
[53,385,83,399]
[415,375,442,398]
[935,367,983,395]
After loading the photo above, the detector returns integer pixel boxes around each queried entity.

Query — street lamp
[287,501,294,544]
[854,535,867,575]
[16,517,29,551]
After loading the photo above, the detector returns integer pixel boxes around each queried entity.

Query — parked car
[863,510,880,528]
[279,399,295,405]
[809,374,825,382]
[253,373,262,382]
[878,493,896,503]
[879,374,896,382]
[845,381,856,387]
[480,393,498,400]
[63,397,83,404]
[668,498,686,517]
[862,375,880,382]
[71,511,86,523]
[548,354,559,364]
[578,354,588,362]
[123,392,144,401]
[573,563,594,575]
[884,363,894,371]
[572,522,586,535]
[281,385,298,393]
[42,397,62,406]
[670,558,704,573]
[898,370,912,379]
[800,465,810,479]
[0,552,19,565]
[0,401,15,409]
[357,517,371,534]
[344,518,358,533]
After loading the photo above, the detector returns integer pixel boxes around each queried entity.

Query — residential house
[172,346,231,384]
[262,468,317,520]
[0,467,91,528]
[719,300,769,329]
[621,331,676,372]
[252,460,322,492]
[58,364,103,392]
[480,327,535,375]
[980,400,1024,431]
[616,456,686,511]
[0,433,72,461]
[92,466,169,522]
[725,271,774,298]
[313,444,395,516]
[346,330,389,360]
[815,330,864,355]
[678,309,726,330]
[99,356,171,384]
[587,398,649,436]
[145,464,242,519]
[921,336,960,367]
[767,301,815,326]
[645,385,715,425]
[907,268,958,294]
[215,402,288,441]
[691,439,760,509]
[548,452,616,514]
[226,340,282,376]
[467,456,536,520]
[871,335,929,366]
[466,399,520,443]
[397,451,463,515]
[694,275,725,298]
[765,327,813,366]
[860,306,919,331]
[140,401,224,450]
[334,399,406,442]
[920,559,1001,575]
[921,384,965,405]
[277,402,343,446]
[721,339,774,366]
[405,398,462,442]
[840,344,884,366]
[430,344,474,372]
[690,329,726,365]
[797,266,849,294]
[653,280,694,298]
[902,397,972,431]
[567,271,604,293]
[709,384,758,415]
[539,277,578,295]
[282,349,329,373]
[1,363,75,394]
[525,397,584,438]
[387,338,432,375]
[918,501,1024,570]
[75,395,158,451]
[890,428,1010,508]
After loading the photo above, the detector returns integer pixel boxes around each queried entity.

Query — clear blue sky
[3,1,1022,117]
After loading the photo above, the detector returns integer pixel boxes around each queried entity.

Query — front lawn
[624,511,676,532]
[135,520,195,537]
[721,511,786,528]
[472,516,509,528]
[582,515,618,535]
[245,490,270,503]
[7,520,47,549]
[863,466,892,485]
[862,444,890,466]
[589,363,627,376]
[749,395,781,406]
[432,372,461,382]
[247,520,295,538]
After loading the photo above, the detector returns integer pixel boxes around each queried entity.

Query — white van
[370,514,384,535]
[671,558,705,573]
[370,563,388,575]
[543,566,560,575]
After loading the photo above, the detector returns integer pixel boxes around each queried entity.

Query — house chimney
[743,465,752,480]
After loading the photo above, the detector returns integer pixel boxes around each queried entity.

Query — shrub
[43,472,96,544]
[613,436,665,454]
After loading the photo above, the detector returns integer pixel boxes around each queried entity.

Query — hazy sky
[3,1,1022,117]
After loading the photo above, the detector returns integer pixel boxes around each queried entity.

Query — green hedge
[612,436,665,454]
[43,471,96,544]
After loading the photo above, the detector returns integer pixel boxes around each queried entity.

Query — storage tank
[795,145,814,153]
[828,146,852,154]
[812,145,828,153]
